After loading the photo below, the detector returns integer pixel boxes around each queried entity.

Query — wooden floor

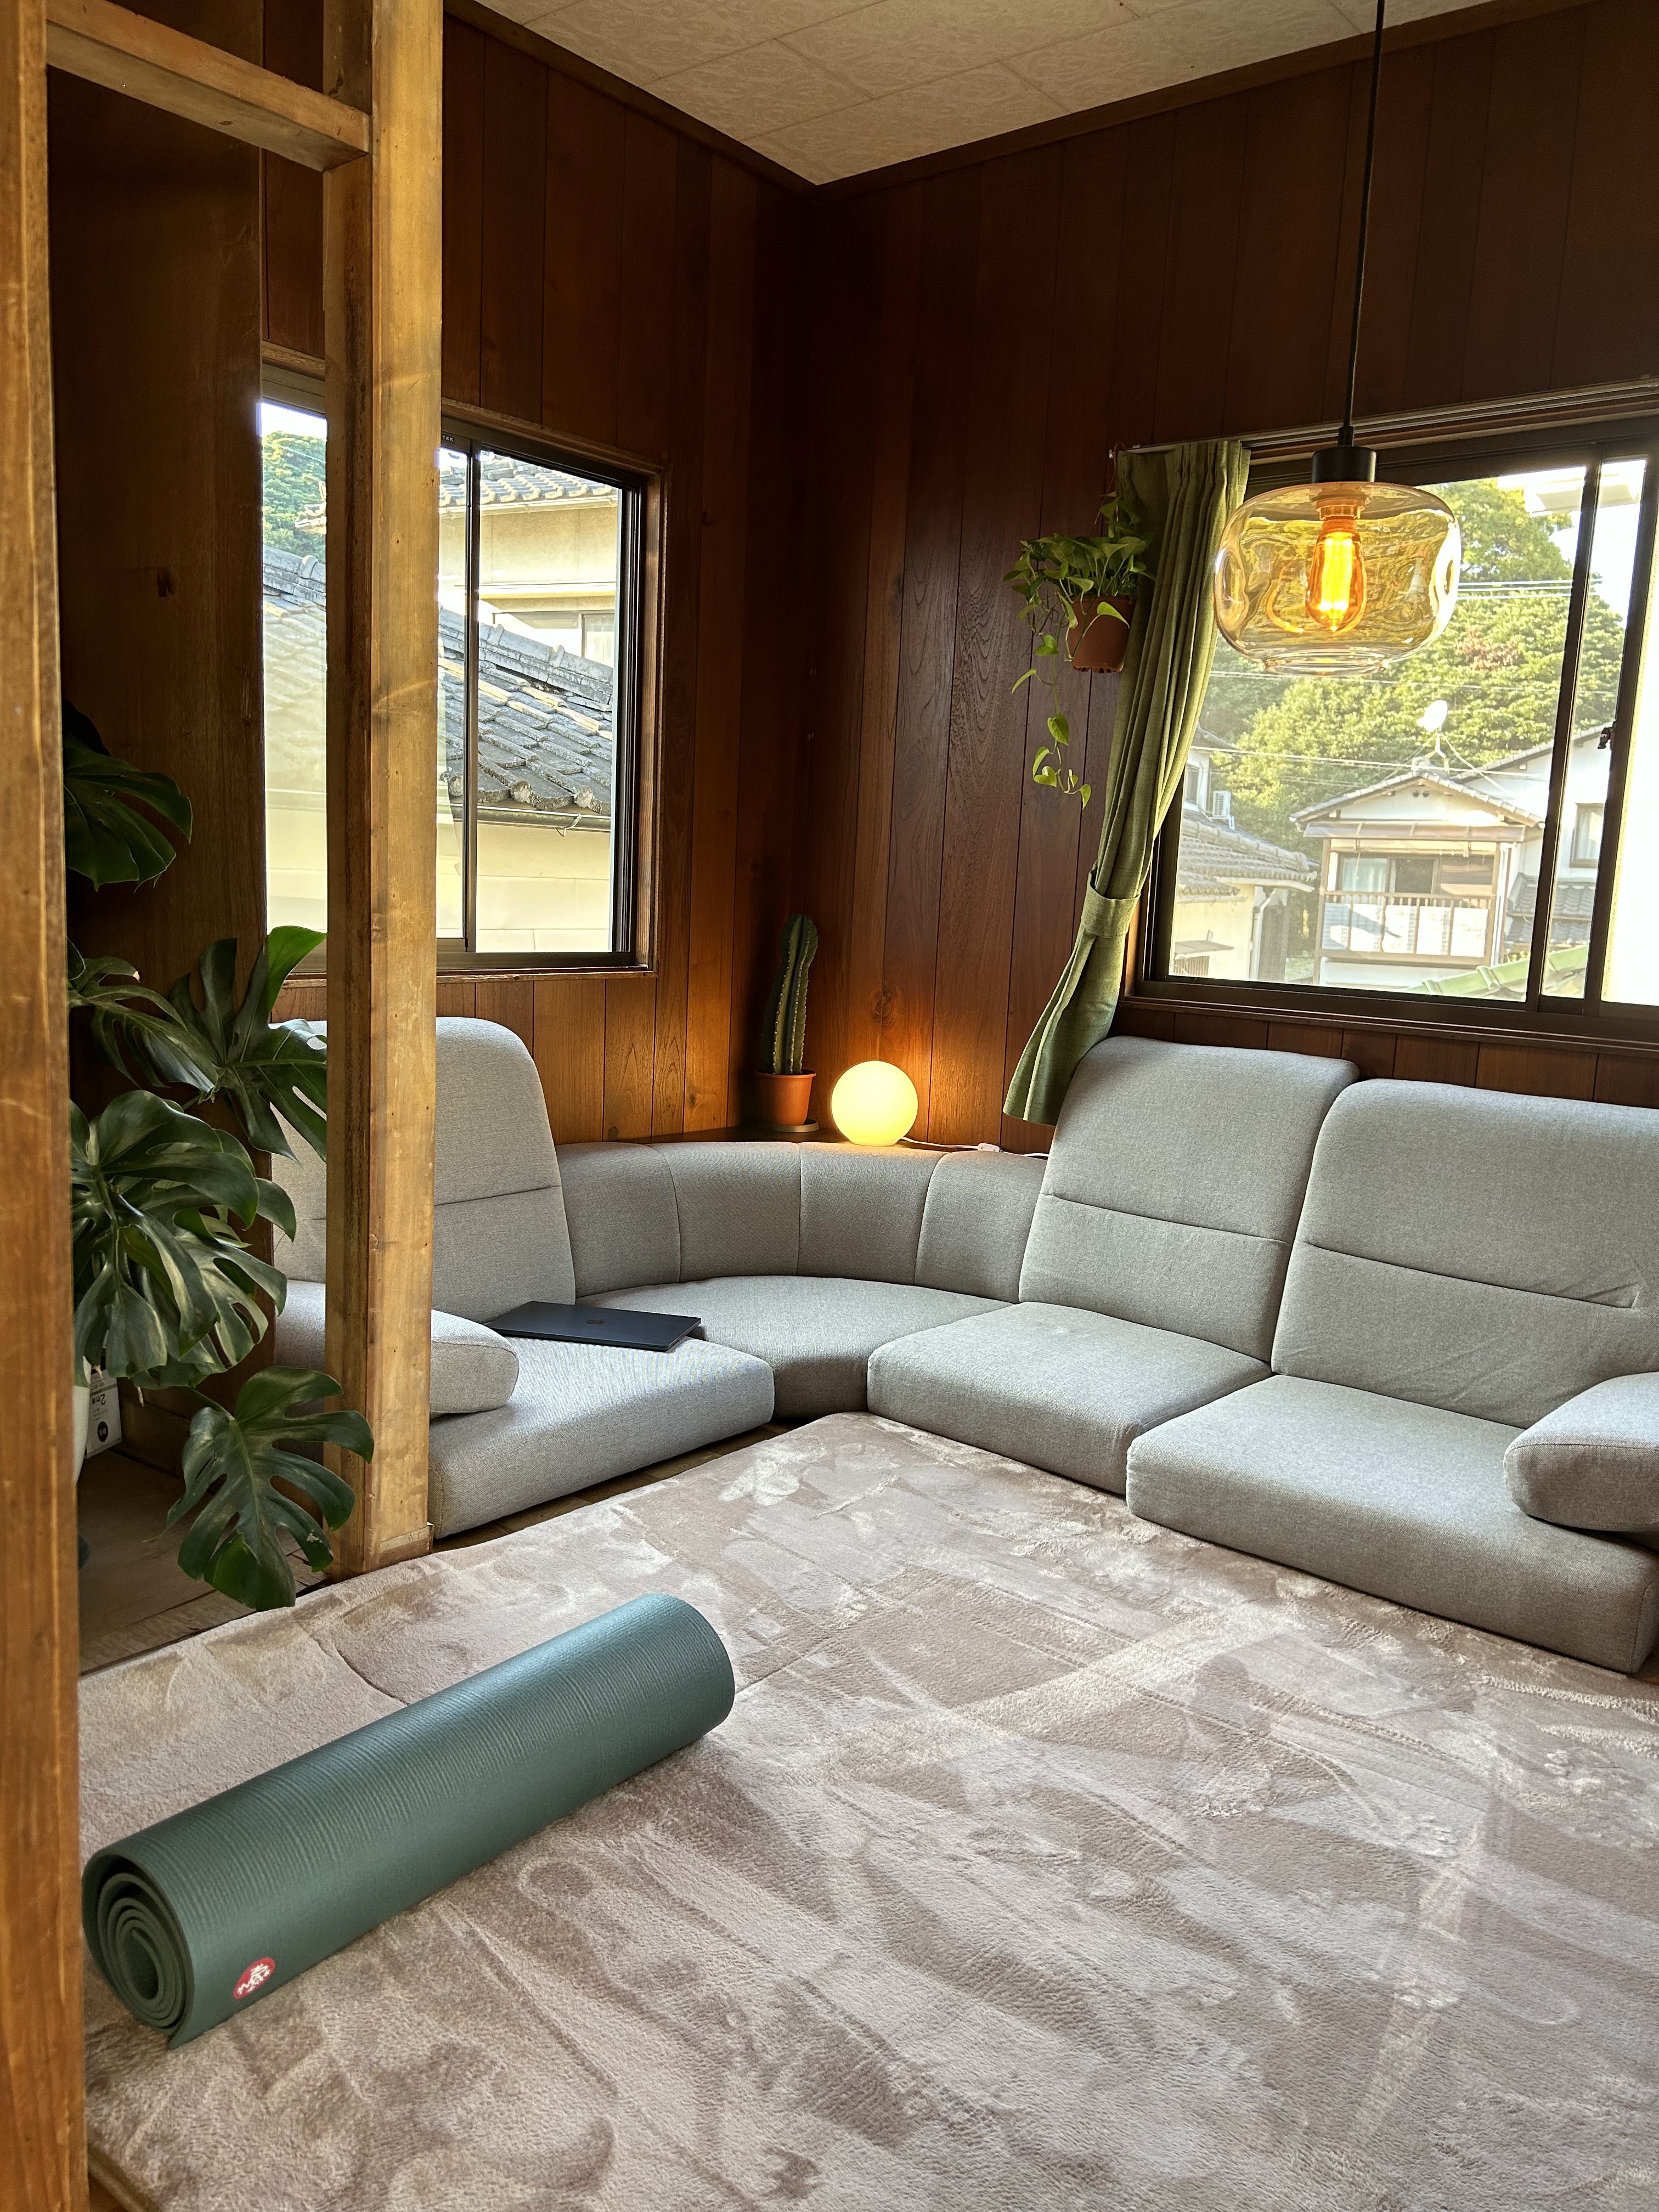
[76,1425,791,1676]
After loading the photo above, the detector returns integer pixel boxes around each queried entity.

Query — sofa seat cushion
[868,1301,1265,1494]
[274,1280,520,1419]
[585,1277,1003,1418]
[1125,1375,1659,1673]
[425,1337,774,1539]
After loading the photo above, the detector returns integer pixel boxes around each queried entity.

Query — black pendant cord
[1337,0,1388,453]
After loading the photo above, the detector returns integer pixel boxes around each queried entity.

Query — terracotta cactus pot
[753,1070,815,1127]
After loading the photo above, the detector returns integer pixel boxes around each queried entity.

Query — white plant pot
[74,1375,91,1480]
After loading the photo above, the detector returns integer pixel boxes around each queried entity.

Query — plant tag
[86,1369,122,1457]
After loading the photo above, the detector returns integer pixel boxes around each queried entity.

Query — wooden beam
[46,0,366,171]
[0,0,87,2206]
[322,0,441,1574]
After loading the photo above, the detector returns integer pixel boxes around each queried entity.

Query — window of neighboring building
[261,394,646,966]
[1146,437,1658,1020]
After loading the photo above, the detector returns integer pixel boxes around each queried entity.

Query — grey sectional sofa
[275,1017,1659,1673]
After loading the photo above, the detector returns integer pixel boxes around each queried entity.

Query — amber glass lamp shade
[1212,477,1460,676]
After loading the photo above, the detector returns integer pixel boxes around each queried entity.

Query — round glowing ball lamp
[831,1061,918,1147]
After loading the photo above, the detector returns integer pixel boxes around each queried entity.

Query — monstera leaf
[172,1367,366,1609]
[70,1091,291,1385]
[61,701,191,888]
[150,932,328,1160]
[67,945,216,1092]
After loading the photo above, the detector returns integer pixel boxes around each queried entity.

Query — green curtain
[1003,437,1250,1126]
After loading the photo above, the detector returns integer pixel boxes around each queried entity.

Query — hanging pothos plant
[65,703,369,1607]
[1005,487,1154,806]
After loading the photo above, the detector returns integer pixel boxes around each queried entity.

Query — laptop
[489,1301,702,1353]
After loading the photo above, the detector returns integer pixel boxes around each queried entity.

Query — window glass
[260,401,328,933]
[1544,458,1646,997]
[470,449,621,955]
[437,446,469,940]
[1605,496,1659,1005]
[1173,465,1602,999]
[261,400,637,966]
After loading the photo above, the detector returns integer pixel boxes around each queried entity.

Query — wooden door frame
[4,3,441,2202]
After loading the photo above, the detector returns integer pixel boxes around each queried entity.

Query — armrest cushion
[1504,1373,1659,1533]
[273,1280,520,1419]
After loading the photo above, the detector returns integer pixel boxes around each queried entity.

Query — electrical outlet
[85,1369,122,1458]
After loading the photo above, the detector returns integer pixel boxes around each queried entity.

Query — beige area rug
[83,1413,1659,2211]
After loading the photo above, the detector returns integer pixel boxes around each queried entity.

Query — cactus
[758,914,818,1075]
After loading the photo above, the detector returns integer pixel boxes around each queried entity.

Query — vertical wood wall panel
[541,69,625,447]
[929,147,1060,1146]
[478,38,546,422]
[881,165,981,1137]
[1460,6,1585,402]
[262,0,324,358]
[439,15,485,404]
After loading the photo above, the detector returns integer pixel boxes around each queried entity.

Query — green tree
[1206,478,1627,855]
[261,431,326,560]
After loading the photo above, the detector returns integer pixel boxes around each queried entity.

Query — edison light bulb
[1306,501,1365,633]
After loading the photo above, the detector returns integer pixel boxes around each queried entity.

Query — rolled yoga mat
[83,1591,734,2046]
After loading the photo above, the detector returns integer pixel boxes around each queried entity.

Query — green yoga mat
[83,1592,735,2046]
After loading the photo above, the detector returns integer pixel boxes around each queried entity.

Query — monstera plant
[64,704,369,1607]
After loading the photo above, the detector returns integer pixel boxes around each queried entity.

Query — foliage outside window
[1149,439,1659,1018]
[261,398,644,966]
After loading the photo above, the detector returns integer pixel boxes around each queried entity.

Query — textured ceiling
[485,0,1481,184]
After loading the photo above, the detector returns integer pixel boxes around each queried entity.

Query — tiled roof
[436,451,614,513]
[1175,805,1316,893]
[264,546,614,821]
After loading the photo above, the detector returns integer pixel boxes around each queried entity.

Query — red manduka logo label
[232,1957,276,2001]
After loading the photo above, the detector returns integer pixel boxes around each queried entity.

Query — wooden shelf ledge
[46,0,368,171]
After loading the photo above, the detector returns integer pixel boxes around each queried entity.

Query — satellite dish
[1418,698,1449,735]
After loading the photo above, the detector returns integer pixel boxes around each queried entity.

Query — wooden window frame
[1139,418,1659,1049]
[263,370,665,983]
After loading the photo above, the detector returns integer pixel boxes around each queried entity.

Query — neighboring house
[1293,727,1610,994]
[263,545,617,953]
[437,451,620,667]
[1170,741,1318,981]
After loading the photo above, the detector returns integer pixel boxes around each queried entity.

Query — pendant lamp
[1212,0,1461,675]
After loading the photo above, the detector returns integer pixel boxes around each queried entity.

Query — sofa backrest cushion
[663,1144,800,1278]
[430,1020,575,1321]
[917,1150,1046,1302]
[1019,1037,1356,1359]
[1273,1080,1659,1427]
[560,1143,681,1295]
[269,1018,577,1323]
[799,1146,939,1283]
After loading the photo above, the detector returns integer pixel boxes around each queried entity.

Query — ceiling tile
[545,0,862,87]
[1329,0,1479,25]
[648,42,868,138]
[783,0,1136,102]
[1011,0,1355,111]
[763,61,1065,180]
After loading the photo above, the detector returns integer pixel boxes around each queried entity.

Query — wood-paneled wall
[795,0,1659,1148]
[52,0,265,1005]
[265,8,808,1141]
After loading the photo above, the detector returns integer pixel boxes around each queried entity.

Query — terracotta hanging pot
[1067,594,1137,675]
[753,1070,815,1128]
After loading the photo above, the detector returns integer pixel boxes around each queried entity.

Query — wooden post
[321,0,441,1572]
[0,1,86,2205]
